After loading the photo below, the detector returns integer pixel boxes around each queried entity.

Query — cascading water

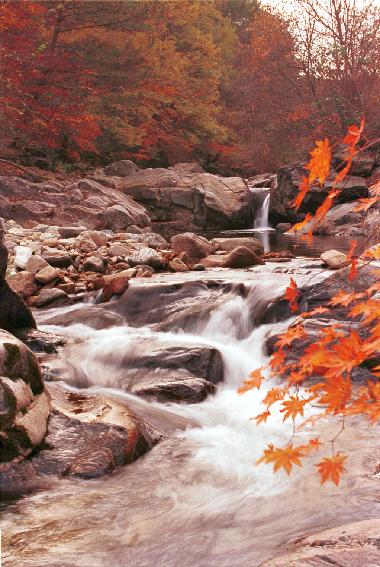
[2,269,379,567]
[254,192,271,230]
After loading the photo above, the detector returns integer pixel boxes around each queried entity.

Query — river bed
[2,259,380,567]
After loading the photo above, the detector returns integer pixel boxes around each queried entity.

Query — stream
[2,261,380,567]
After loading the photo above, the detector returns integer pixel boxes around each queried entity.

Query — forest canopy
[1,0,379,174]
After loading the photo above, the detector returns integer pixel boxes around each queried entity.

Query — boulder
[57,226,87,238]
[317,201,365,235]
[0,222,36,332]
[143,232,169,250]
[247,173,276,188]
[117,169,252,231]
[36,304,125,330]
[201,246,264,269]
[0,330,49,462]
[14,245,33,270]
[169,162,205,174]
[97,271,131,302]
[320,249,350,269]
[61,335,223,403]
[0,382,162,495]
[35,288,73,309]
[82,256,105,273]
[104,159,140,177]
[332,143,375,177]
[270,164,369,223]
[171,232,214,264]
[7,271,38,299]
[211,237,264,256]
[169,258,189,272]
[24,255,49,274]
[128,247,164,269]
[275,222,292,232]
[35,265,59,284]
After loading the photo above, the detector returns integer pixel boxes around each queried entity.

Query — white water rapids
[2,268,380,566]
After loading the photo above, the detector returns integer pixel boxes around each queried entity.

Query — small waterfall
[254,191,270,230]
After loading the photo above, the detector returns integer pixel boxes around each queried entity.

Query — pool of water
[201,229,372,257]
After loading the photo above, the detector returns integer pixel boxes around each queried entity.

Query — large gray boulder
[117,168,252,231]
[0,219,36,332]
[270,164,368,223]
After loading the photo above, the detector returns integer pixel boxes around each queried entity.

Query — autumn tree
[0,1,100,162]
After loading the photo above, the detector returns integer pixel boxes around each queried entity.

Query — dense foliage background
[1,0,379,174]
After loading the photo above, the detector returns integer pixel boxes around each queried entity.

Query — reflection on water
[202,230,373,258]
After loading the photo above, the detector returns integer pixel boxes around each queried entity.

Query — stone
[171,232,213,264]
[104,159,140,177]
[320,249,350,269]
[57,226,87,238]
[128,247,164,269]
[35,288,73,309]
[0,330,44,394]
[82,256,105,273]
[7,271,38,299]
[98,272,131,302]
[211,237,264,256]
[247,172,276,188]
[42,253,73,268]
[143,232,169,250]
[169,258,189,272]
[24,255,49,274]
[35,265,59,284]
[275,222,292,232]
[108,243,131,257]
[193,263,206,271]
[14,245,33,270]
[75,230,108,253]
[201,246,264,269]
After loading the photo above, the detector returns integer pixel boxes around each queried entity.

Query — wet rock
[171,232,213,264]
[211,236,264,256]
[35,265,59,284]
[36,304,124,330]
[133,374,216,403]
[82,256,105,273]
[7,271,38,299]
[201,246,264,269]
[128,247,164,269]
[193,263,206,271]
[36,288,73,309]
[97,271,131,301]
[14,328,69,354]
[320,249,350,269]
[14,245,33,269]
[0,382,162,495]
[169,258,189,272]
[104,159,140,177]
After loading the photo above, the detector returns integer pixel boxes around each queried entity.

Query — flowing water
[2,266,380,566]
